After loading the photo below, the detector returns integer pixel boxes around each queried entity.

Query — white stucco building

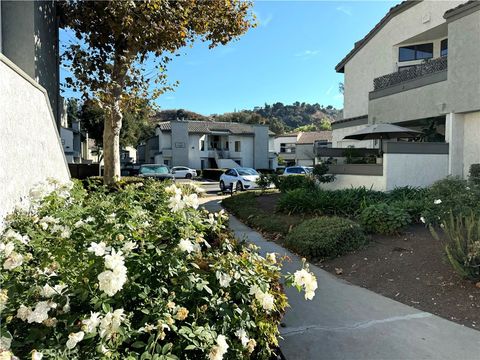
[274,131,332,166]
[138,120,277,170]
[332,0,480,188]
[0,1,70,224]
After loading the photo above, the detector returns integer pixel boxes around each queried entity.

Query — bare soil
[254,193,480,330]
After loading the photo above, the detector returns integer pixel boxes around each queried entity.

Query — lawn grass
[222,191,306,236]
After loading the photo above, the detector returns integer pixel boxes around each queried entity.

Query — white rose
[66,331,84,349]
[87,241,108,257]
[178,239,194,253]
[3,252,24,270]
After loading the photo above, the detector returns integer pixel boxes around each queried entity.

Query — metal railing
[373,57,448,91]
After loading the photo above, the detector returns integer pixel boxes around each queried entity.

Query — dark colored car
[138,164,174,181]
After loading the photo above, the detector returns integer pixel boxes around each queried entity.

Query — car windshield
[140,166,169,175]
[305,167,313,173]
[237,168,258,176]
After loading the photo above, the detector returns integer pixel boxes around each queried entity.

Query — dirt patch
[321,225,480,330]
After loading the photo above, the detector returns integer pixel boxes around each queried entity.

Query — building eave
[335,1,421,73]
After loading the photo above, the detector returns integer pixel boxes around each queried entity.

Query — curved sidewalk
[201,196,480,360]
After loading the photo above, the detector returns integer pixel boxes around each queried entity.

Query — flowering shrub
[0,179,316,359]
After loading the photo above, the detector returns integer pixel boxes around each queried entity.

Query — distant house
[333,0,480,183]
[137,120,277,170]
[274,131,332,166]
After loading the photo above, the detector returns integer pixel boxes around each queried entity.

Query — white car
[282,166,313,176]
[171,166,197,179]
[219,167,260,192]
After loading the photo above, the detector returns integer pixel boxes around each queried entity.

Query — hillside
[151,102,342,135]
[212,102,342,134]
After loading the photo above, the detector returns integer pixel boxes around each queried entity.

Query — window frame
[440,38,448,57]
[234,141,241,152]
[398,43,434,62]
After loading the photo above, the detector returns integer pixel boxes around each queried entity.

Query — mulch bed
[252,193,480,330]
[321,225,480,330]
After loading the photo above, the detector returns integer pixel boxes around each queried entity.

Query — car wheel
[219,180,226,192]
[185,173,192,179]
[236,181,244,192]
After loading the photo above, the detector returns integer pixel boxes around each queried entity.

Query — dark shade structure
[343,123,422,154]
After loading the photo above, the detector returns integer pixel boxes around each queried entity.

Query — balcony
[373,56,447,92]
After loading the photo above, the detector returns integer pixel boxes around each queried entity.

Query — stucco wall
[321,174,386,191]
[253,126,269,169]
[295,144,315,165]
[369,79,448,124]
[1,1,60,125]
[384,153,448,190]
[332,124,375,148]
[447,9,480,114]
[342,1,464,119]
[0,55,69,224]
[463,111,480,177]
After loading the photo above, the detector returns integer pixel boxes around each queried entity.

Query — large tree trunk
[103,53,127,185]
[103,104,122,185]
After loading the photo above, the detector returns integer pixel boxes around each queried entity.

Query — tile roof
[296,131,332,144]
[156,120,274,135]
[335,1,420,73]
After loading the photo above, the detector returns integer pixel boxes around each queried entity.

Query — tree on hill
[60,0,255,184]
[211,102,339,134]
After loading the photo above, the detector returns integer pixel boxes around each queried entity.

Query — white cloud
[294,50,320,58]
[336,6,353,16]
[326,85,335,95]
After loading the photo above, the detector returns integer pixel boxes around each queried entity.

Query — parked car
[171,166,197,179]
[138,164,174,181]
[219,167,260,192]
[282,166,313,176]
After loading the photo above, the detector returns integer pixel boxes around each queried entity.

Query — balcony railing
[373,57,448,91]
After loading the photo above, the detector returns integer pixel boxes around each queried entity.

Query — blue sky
[61,1,399,116]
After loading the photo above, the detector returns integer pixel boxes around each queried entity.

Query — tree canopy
[60,0,255,184]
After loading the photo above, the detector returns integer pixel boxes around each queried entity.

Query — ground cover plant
[284,217,367,259]
[0,179,317,359]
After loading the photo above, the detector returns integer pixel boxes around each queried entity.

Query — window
[200,140,205,151]
[235,141,241,152]
[225,141,229,150]
[226,169,236,176]
[163,160,170,166]
[441,39,448,57]
[399,43,433,62]
[280,143,296,154]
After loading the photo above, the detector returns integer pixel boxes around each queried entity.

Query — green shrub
[222,192,300,235]
[360,203,411,234]
[387,186,428,202]
[422,177,480,224]
[201,168,225,181]
[469,164,480,185]
[277,187,387,217]
[1,179,317,359]
[391,199,426,223]
[431,213,480,280]
[284,217,367,258]
[276,175,316,193]
[312,163,334,184]
[257,173,274,191]
[82,176,145,191]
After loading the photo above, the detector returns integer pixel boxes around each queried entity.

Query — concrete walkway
[201,196,480,360]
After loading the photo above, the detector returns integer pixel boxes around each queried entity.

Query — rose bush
[0,179,316,359]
